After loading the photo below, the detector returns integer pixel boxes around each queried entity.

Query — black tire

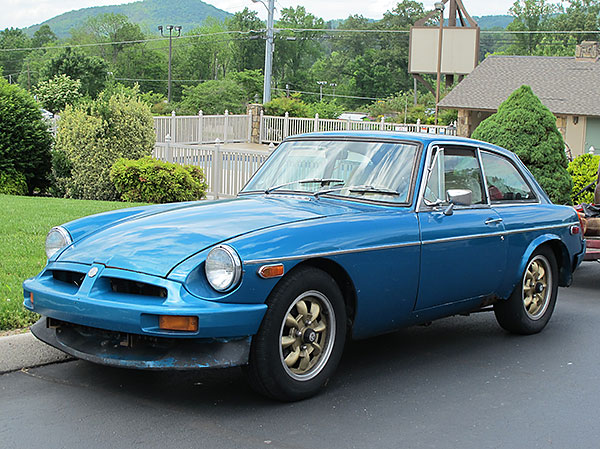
[245,267,346,401]
[494,246,558,335]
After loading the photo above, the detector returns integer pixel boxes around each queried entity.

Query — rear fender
[510,235,571,295]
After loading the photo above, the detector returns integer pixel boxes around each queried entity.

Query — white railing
[153,140,270,199]
[259,112,456,144]
[154,110,252,144]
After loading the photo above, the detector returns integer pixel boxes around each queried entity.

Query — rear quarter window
[481,151,536,203]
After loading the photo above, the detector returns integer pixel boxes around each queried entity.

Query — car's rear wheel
[494,246,558,335]
[245,267,346,401]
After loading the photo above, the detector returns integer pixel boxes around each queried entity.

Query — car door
[415,145,507,311]
[478,150,544,294]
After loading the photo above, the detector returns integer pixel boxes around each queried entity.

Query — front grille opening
[52,270,85,288]
[109,278,167,298]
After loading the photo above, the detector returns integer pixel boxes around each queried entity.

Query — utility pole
[317,81,327,101]
[330,83,337,97]
[253,0,275,104]
[434,2,444,126]
[158,25,182,103]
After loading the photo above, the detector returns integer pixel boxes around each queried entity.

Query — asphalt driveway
[1,262,599,449]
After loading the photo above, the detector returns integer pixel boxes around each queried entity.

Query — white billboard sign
[409,26,480,75]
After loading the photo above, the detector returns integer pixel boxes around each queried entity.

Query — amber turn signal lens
[258,264,284,279]
[159,315,198,332]
[30,292,34,306]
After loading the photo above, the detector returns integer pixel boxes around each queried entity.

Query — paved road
[2,263,599,449]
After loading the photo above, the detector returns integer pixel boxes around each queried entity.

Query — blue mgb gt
[24,132,585,401]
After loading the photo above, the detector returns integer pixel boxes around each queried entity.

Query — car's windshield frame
[239,137,423,207]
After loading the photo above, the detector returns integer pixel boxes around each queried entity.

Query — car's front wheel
[494,246,558,335]
[245,267,346,401]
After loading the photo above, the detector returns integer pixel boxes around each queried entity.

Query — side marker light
[258,264,284,279]
[159,315,198,332]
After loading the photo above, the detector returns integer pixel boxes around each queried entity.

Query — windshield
[242,139,419,203]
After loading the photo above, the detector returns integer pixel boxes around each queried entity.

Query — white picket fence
[153,141,271,199]
[151,111,456,198]
[154,110,252,144]
[258,112,456,144]
[153,111,456,145]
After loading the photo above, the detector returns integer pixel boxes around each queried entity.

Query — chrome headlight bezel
[45,226,72,259]
[204,245,242,292]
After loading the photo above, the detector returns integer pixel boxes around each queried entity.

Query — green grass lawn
[0,195,147,331]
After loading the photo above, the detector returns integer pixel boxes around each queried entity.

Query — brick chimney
[575,41,599,61]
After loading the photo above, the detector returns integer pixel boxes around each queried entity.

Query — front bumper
[31,318,251,369]
[23,261,266,340]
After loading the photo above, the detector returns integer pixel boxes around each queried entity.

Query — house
[439,41,600,157]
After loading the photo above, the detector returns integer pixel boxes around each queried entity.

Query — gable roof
[438,54,600,117]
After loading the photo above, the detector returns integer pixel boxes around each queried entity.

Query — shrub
[178,79,248,115]
[308,100,344,119]
[264,94,311,117]
[47,149,72,198]
[0,78,52,194]
[568,154,600,204]
[0,170,27,195]
[33,74,82,114]
[472,85,572,204]
[111,157,208,203]
[54,87,155,200]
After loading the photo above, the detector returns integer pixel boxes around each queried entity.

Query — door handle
[485,218,503,225]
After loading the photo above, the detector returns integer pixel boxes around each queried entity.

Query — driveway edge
[0,331,72,374]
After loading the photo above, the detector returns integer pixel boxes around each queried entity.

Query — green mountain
[473,15,513,30]
[25,0,232,38]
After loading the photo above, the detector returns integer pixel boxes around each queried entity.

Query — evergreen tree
[472,85,572,204]
[0,78,52,194]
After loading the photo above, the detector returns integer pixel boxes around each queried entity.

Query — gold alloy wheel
[279,290,335,381]
[522,255,552,320]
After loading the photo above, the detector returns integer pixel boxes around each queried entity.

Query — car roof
[289,131,513,158]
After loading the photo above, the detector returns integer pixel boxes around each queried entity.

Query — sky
[0,0,556,30]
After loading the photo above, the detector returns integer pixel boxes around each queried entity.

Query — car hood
[57,195,353,277]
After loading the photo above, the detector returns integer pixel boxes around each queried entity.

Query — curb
[0,331,72,374]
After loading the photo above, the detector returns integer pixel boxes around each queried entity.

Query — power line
[2,28,600,52]
[0,29,261,52]
[110,79,385,100]
[272,87,384,101]
[114,77,211,83]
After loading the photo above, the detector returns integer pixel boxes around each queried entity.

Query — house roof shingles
[438,54,600,117]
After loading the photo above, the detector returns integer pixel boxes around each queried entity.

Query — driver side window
[424,147,485,205]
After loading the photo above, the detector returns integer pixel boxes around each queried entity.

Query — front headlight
[45,226,72,259]
[205,245,242,292]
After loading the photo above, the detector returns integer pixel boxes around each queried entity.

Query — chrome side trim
[422,222,579,246]
[244,241,421,265]
[422,232,505,245]
[244,222,578,265]
[503,222,579,235]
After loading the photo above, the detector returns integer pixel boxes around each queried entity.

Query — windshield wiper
[314,185,400,198]
[264,178,344,194]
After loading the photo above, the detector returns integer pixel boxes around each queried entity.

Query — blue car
[23,132,585,401]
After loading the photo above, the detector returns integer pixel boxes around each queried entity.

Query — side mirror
[446,189,473,206]
[443,189,473,216]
